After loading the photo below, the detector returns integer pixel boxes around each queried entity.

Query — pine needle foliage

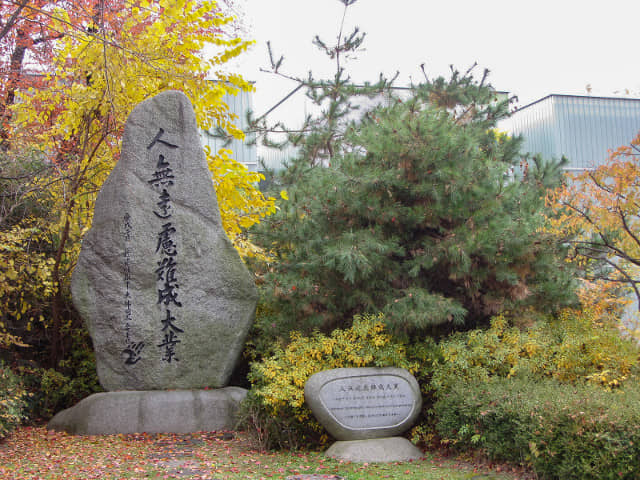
[253,70,576,340]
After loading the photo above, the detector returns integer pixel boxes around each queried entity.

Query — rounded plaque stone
[304,367,422,441]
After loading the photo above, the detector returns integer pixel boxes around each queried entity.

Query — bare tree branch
[0,0,28,42]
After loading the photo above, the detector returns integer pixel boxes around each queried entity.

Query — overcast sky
[227,0,640,124]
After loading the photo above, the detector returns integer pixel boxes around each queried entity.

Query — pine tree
[247,0,397,177]
[248,0,575,343]
[252,71,576,340]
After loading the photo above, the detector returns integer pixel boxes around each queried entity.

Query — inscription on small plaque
[319,375,414,430]
[305,367,422,441]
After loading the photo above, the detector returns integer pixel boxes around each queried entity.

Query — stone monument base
[47,387,247,435]
[325,437,423,463]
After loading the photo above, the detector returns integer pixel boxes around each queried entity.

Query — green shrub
[434,377,640,479]
[0,362,29,438]
[241,313,417,449]
[409,306,640,454]
[19,328,102,419]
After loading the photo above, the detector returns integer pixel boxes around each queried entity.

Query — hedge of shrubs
[431,308,638,392]
[435,377,640,479]
[427,307,640,479]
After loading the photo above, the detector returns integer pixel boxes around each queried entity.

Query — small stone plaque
[320,374,414,429]
[305,367,421,440]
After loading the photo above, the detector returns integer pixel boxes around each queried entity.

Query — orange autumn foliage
[547,131,640,322]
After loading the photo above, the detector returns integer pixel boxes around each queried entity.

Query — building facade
[201,90,640,175]
[499,94,640,171]
[199,87,259,171]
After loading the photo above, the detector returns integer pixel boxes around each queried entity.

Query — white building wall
[500,95,640,171]
[199,88,259,171]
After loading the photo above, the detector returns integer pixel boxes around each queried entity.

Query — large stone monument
[49,90,257,434]
[305,367,423,463]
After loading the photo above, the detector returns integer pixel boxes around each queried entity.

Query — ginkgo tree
[1,0,275,366]
[547,132,640,317]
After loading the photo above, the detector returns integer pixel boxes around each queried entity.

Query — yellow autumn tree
[1,0,274,364]
[547,132,640,326]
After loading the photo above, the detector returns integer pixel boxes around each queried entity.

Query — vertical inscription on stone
[121,213,144,365]
[147,128,183,363]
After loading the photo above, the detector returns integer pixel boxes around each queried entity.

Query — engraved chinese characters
[72,91,258,391]
[121,214,144,365]
[147,130,183,363]
[305,367,422,441]
[320,376,414,429]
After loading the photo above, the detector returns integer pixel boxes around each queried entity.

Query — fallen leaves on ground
[0,427,529,479]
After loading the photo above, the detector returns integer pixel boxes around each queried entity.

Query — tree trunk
[0,29,28,149]
[49,197,74,367]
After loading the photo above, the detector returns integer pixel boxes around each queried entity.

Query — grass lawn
[0,427,531,479]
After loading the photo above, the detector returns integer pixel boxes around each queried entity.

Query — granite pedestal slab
[47,387,246,435]
[325,437,423,463]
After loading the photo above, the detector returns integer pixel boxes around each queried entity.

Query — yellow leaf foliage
[1,0,274,347]
[0,222,56,346]
[248,313,416,433]
[546,131,640,316]
[10,0,273,256]
[432,308,639,392]
[207,148,276,258]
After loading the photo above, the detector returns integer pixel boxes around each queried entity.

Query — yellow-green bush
[431,308,639,393]
[420,307,640,476]
[241,313,417,449]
